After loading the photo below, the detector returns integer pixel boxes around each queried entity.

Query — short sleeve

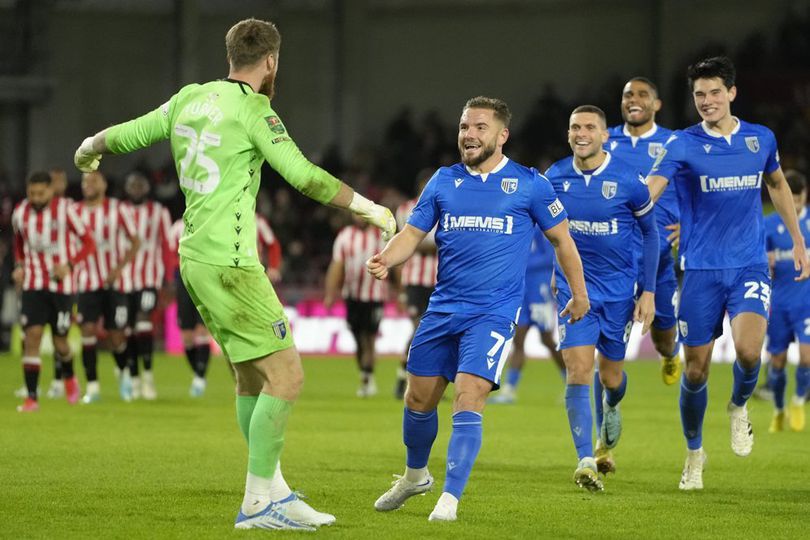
[407,172,440,233]
[764,128,780,175]
[529,174,567,230]
[630,172,654,217]
[649,133,686,181]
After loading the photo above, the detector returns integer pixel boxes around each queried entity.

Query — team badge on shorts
[602,181,617,199]
[271,319,287,340]
[745,136,759,153]
[501,178,518,194]
[678,320,688,339]
[559,324,566,344]
[647,142,663,158]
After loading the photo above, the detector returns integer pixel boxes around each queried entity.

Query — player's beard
[460,138,496,167]
[259,71,276,100]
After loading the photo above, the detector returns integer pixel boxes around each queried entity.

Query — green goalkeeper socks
[248,393,293,478]
[236,395,259,441]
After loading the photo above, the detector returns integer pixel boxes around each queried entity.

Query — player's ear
[727,85,737,103]
[499,126,510,146]
[653,98,662,113]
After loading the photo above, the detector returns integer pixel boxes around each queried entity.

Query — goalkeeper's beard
[259,72,276,100]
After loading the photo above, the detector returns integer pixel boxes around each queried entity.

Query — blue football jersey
[408,157,567,320]
[606,123,679,244]
[527,225,555,274]
[765,206,810,304]
[545,152,653,301]
[651,119,780,270]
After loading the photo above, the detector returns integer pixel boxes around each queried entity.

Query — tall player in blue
[764,169,810,433]
[646,57,810,490]
[546,105,659,492]
[489,225,565,405]
[605,77,682,384]
[367,96,589,521]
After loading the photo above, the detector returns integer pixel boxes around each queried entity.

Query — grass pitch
[1,353,808,539]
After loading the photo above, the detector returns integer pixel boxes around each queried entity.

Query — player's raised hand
[349,193,397,241]
[634,291,656,334]
[366,253,389,280]
[560,293,589,324]
[794,243,810,281]
[665,223,680,249]
[74,136,102,172]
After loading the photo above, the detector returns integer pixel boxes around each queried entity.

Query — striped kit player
[325,219,389,397]
[12,171,97,412]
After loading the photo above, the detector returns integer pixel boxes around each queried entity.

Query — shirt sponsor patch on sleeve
[271,136,291,144]
[548,198,564,218]
[264,115,287,134]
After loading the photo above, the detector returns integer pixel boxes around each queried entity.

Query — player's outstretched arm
[328,184,396,241]
[543,220,589,323]
[366,225,427,281]
[765,168,810,280]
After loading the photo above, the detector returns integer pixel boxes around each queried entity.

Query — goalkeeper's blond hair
[226,18,281,70]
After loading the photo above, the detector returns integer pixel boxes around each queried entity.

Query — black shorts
[128,288,158,321]
[175,275,203,331]
[405,285,433,319]
[345,299,383,335]
[77,289,129,330]
[20,290,74,336]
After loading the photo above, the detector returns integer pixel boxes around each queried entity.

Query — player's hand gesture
[74,136,102,173]
[51,263,71,281]
[665,222,680,249]
[366,253,389,280]
[634,291,655,334]
[560,293,589,324]
[794,243,810,281]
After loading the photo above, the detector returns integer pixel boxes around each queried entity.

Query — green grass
[0,353,808,539]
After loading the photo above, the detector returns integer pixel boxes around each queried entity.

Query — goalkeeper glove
[74,137,102,172]
[349,193,396,241]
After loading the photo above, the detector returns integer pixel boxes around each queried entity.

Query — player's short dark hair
[26,171,51,186]
[785,169,808,195]
[226,18,281,70]
[687,56,736,90]
[627,76,659,98]
[571,105,607,127]
[463,96,512,127]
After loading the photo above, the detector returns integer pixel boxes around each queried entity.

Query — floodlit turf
[1,352,808,539]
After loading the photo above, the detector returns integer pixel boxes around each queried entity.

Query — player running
[646,56,810,490]
[764,169,810,432]
[368,96,589,521]
[489,225,564,405]
[74,18,395,530]
[12,171,96,412]
[606,77,682,384]
[74,171,141,403]
[546,105,659,491]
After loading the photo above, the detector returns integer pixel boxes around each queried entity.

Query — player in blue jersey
[646,57,810,490]
[605,77,682,384]
[367,96,589,521]
[489,225,565,404]
[546,105,659,492]
[764,169,810,433]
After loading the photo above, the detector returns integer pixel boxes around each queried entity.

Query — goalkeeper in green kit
[74,18,396,531]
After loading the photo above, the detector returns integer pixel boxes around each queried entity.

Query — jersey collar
[622,123,658,143]
[701,116,740,144]
[572,151,612,181]
[465,155,509,183]
[221,77,255,95]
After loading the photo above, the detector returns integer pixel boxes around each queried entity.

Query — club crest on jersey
[602,181,617,199]
[745,136,760,153]
[264,116,286,135]
[271,320,287,340]
[647,142,663,158]
[501,178,518,194]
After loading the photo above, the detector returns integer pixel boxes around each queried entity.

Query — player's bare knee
[734,344,762,366]
[770,353,788,370]
[683,363,708,384]
[598,368,623,389]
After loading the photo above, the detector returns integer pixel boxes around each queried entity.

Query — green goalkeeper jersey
[105,79,341,267]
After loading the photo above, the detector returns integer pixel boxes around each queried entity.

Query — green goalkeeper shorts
[179,257,293,362]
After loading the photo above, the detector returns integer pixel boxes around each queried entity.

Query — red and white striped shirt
[396,199,438,288]
[256,214,282,271]
[74,198,137,293]
[12,197,96,294]
[122,200,173,291]
[332,225,388,302]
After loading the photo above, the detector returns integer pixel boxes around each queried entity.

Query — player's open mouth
[627,106,643,114]
[701,107,717,115]
[575,141,590,146]
[463,143,481,151]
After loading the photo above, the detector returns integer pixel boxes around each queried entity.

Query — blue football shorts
[555,289,635,361]
[766,296,810,354]
[517,269,555,332]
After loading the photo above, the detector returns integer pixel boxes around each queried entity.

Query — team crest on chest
[501,178,518,194]
[601,181,617,200]
[745,136,760,153]
[647,142,663,158]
